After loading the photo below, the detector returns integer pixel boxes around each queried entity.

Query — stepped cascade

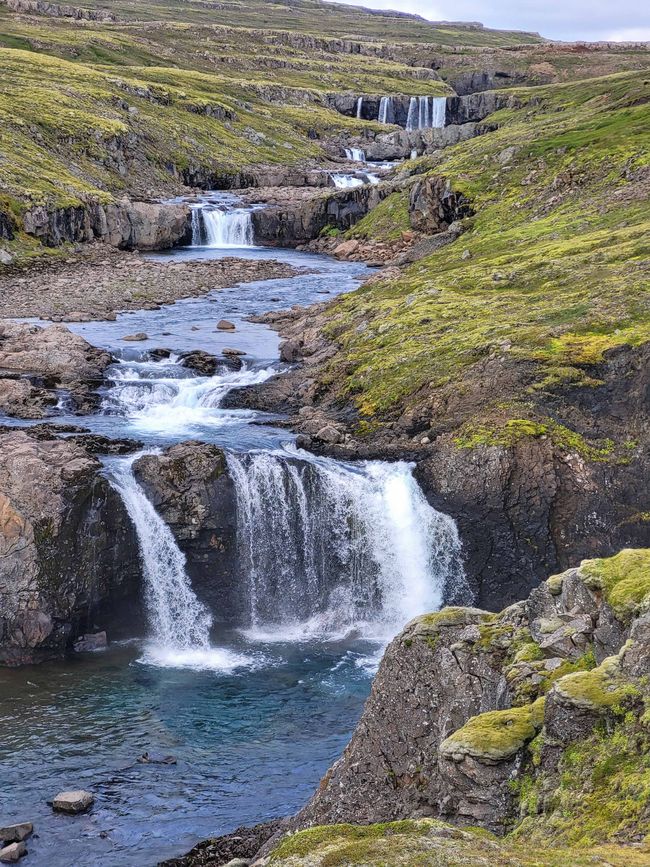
[345,146,366,161]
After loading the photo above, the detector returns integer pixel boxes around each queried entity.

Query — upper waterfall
[227,448,466,642]
[356,96,363,118]
[378,96,394,124]
[191,203,255,247]
[406,95,447,131]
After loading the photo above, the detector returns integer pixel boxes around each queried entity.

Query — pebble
[52,790,94,814]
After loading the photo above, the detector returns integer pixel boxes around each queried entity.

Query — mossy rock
[408,606,491,639]
[579,549,650,620]
[552,654,639,712]
[440,697,545,763]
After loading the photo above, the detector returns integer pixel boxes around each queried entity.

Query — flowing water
[0,194,467,866]
[406,95,447,132]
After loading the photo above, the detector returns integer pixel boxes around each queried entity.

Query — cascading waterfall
[345,147,366,162]
[109,455,212,649]
[227,449,466,641]
[356,96,363,118]
[109,453,253,670]
[378,95,394,124]
[406,96,418,132]
[191,205,254,247]
[405,96,447,131]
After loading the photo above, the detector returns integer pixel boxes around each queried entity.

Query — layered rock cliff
[0,430,141,665]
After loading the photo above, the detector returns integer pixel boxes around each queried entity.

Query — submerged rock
[73,631,107,652]
[52,790,94,814]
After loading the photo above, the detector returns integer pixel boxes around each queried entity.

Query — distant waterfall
[378,96,394,124]
[227,450,466,641]
[191,205,254,247]
[405,96,447,131]
[110,455,213,651]
[356,96,363,118]
[406,96,418,132]
[345,147,366,162]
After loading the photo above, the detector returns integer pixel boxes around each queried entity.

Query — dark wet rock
[133,443,240,621]
[159,819,288,867]
[408,176,473,234]
[0,824,32,844]
[137,752,177,765]
[0,431,142,666]
[73,631,107,652]
[66,434,144,455]
[222,347,246,357]
[179,350,220,376]
[52,790,94,814]
[149,348,172,361]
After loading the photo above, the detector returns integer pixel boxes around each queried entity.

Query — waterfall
[406,96,418,132]
[404,96,447,131]
[378,96,394,124]
[227,449,466,641]
[191,205,254,247]
[331,173,365,189]
[110,455,213,649]
[356,96,363,118]
[431,96,447,128]
[109,454,254,670]
[345,147,366,162]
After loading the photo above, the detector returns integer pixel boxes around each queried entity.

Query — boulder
[0,824,32,844]
[216,319,236,331]
[52,790,94,814]
[121,332,148,342]
[0,843,25,863]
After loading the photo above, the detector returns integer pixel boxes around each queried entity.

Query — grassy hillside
[318,70,649,450]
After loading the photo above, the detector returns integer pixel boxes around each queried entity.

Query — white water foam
[345,147,366,162]
[104,363,276,436]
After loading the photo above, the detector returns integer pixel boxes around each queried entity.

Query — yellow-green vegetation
[440,697,545,761]
[318,71,650,448]
[580,549,650,620]
[553,653,640,711]
[514,714,650,849]
[348,190,411,242]
[267,818,650,865]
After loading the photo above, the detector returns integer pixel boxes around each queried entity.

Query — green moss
[440,697,545,762]
[553,655,639,712]
[414,606,490,635]
[580,549,650,619]
[453,418,615,462]
[347,189,411,243]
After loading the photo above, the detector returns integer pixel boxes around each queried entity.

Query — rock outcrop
[133,442,239,620]
[0,321,112,417]
[22,200,191,250]
[0,430,141,665]
[294,550,650,838]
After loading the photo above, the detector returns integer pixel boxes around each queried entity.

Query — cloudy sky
[338,1,650,42]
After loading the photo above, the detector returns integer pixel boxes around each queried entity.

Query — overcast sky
[337,1,650,42]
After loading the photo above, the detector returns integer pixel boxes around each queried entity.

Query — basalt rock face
[445,90,516,125]
[0,430,141,665]
[409,175,474,233]
[133,442,240,621]
[4,0,116,20]
[0,320,112,418]
[294,553,650,837]
[22,199,191,250]
[252,182,399,246]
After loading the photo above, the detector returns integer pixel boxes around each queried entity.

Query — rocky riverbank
[0,247,305,320]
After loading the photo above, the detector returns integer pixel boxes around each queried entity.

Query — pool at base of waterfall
[0,635,374,866]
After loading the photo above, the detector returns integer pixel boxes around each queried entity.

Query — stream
[0,194,466,866]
